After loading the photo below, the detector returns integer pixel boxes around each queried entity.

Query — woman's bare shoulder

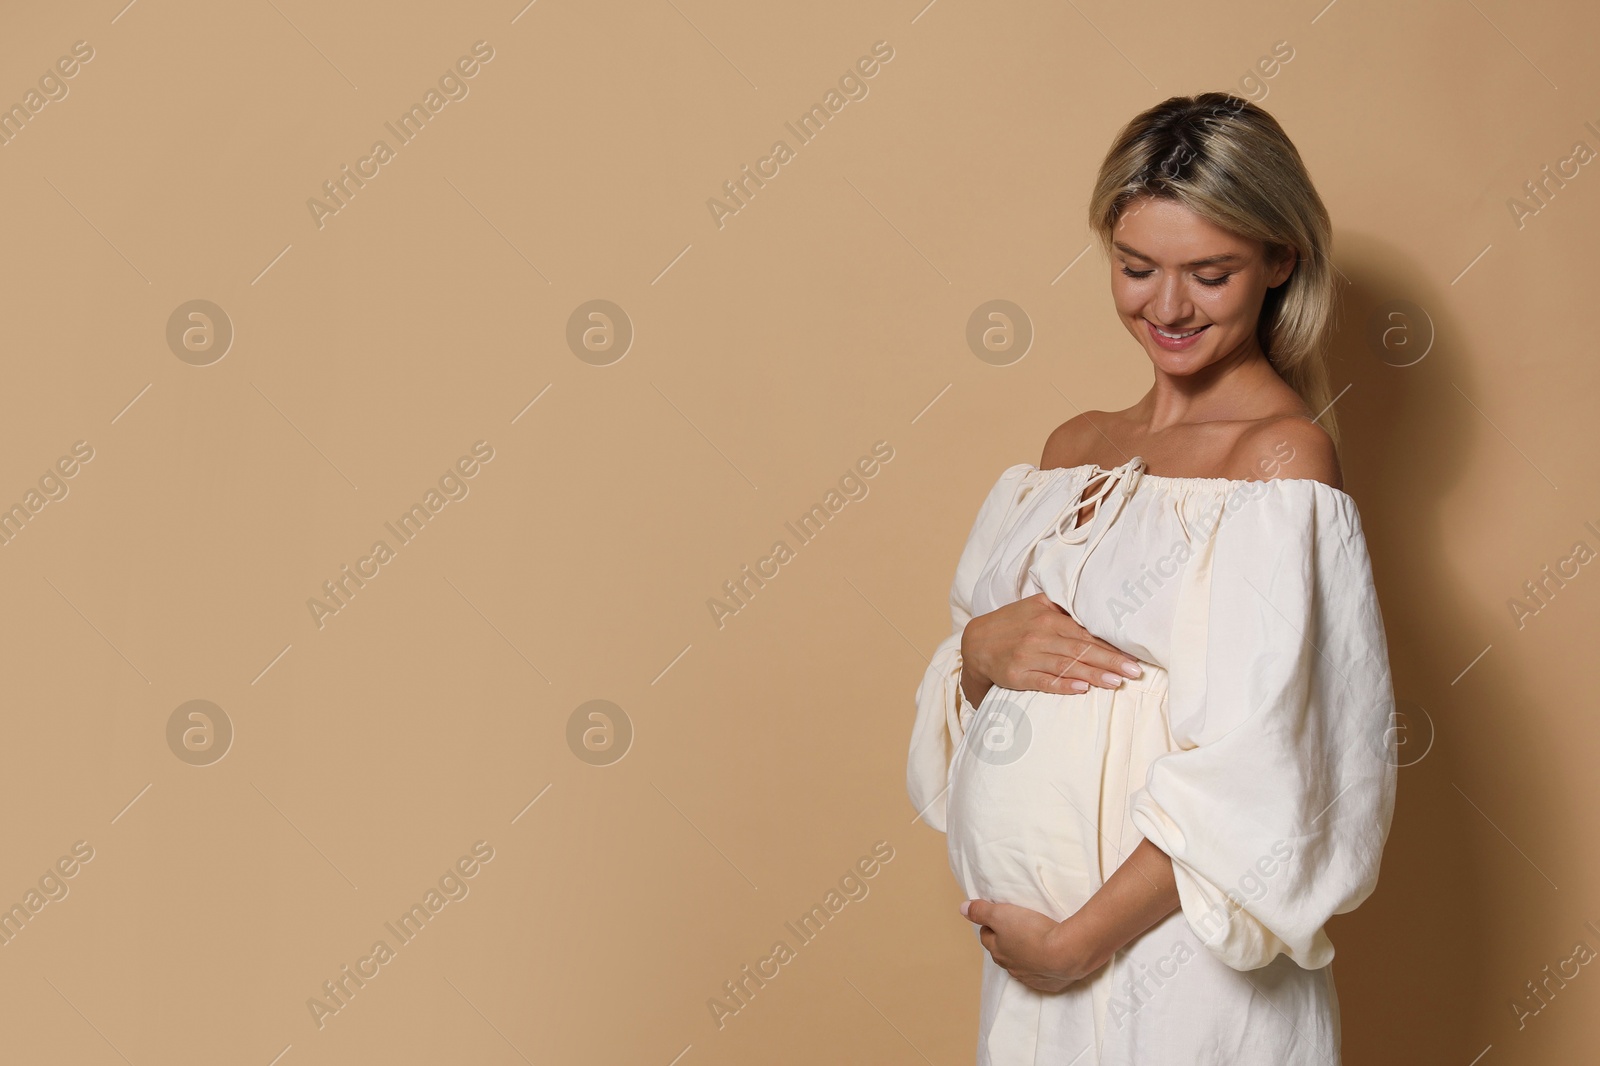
[1224,415,1342,489]
[1039,411,1119,470]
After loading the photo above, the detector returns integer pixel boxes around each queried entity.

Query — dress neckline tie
[1016,455,1148,616]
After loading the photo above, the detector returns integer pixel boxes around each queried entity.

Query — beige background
[1,0,1597,1062]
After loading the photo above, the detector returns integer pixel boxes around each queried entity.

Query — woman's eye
[1119,266,1232,288]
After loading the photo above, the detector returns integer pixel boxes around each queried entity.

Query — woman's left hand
[960,899,1095,993]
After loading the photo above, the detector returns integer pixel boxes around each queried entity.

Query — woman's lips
[1146,320,1210,351]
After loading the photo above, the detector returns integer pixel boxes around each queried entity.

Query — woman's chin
[1143,346,1210,376]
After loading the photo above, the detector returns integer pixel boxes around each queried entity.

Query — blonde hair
[1088,92,1342,448]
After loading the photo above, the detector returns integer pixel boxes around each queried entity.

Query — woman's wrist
[1044,914,1101,983]
[1047,839,1180,983]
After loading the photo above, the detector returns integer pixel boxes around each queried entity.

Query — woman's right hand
[959,593,1144,707]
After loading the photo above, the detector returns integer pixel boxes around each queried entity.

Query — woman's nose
[1153,277,1193,321]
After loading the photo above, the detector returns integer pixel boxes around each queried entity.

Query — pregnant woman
[907,93,1398,1064]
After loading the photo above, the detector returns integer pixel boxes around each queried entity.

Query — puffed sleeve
[907,463,1038,833]
[1128,479,1399,971]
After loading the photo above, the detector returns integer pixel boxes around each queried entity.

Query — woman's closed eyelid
[1118,264,1232,285]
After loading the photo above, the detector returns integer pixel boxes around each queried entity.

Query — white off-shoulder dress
[908,455,1398,1065]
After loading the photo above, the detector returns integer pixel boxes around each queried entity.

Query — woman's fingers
[978,594,1145,694]
[1039,639,1144,691]
[1028,670,1092,694]
[1035,598,1142,676]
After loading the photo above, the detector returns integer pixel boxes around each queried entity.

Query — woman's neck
[1136,342,1295,434]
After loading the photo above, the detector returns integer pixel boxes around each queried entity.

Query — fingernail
[1101,673,1124,687]
[1069,680,1088,692]
[960,900,971,917]
[1121,661,1143,678]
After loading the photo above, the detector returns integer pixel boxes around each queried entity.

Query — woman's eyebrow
[1113,242,1246,267]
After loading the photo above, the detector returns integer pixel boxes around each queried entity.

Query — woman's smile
[1146,320,1211,350]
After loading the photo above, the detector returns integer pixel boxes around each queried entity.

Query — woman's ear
[1268,245,1299,288]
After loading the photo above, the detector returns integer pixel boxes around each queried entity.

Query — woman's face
[1109,195,1296,377]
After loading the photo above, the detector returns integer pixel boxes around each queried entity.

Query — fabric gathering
[907,455,1399,1065]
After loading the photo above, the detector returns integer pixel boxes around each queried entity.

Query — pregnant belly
[945,675,1169,922]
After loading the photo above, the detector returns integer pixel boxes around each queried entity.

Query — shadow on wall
[1323,230,1571,1064]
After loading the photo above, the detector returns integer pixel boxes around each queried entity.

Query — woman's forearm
[1052,837,1182,977]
